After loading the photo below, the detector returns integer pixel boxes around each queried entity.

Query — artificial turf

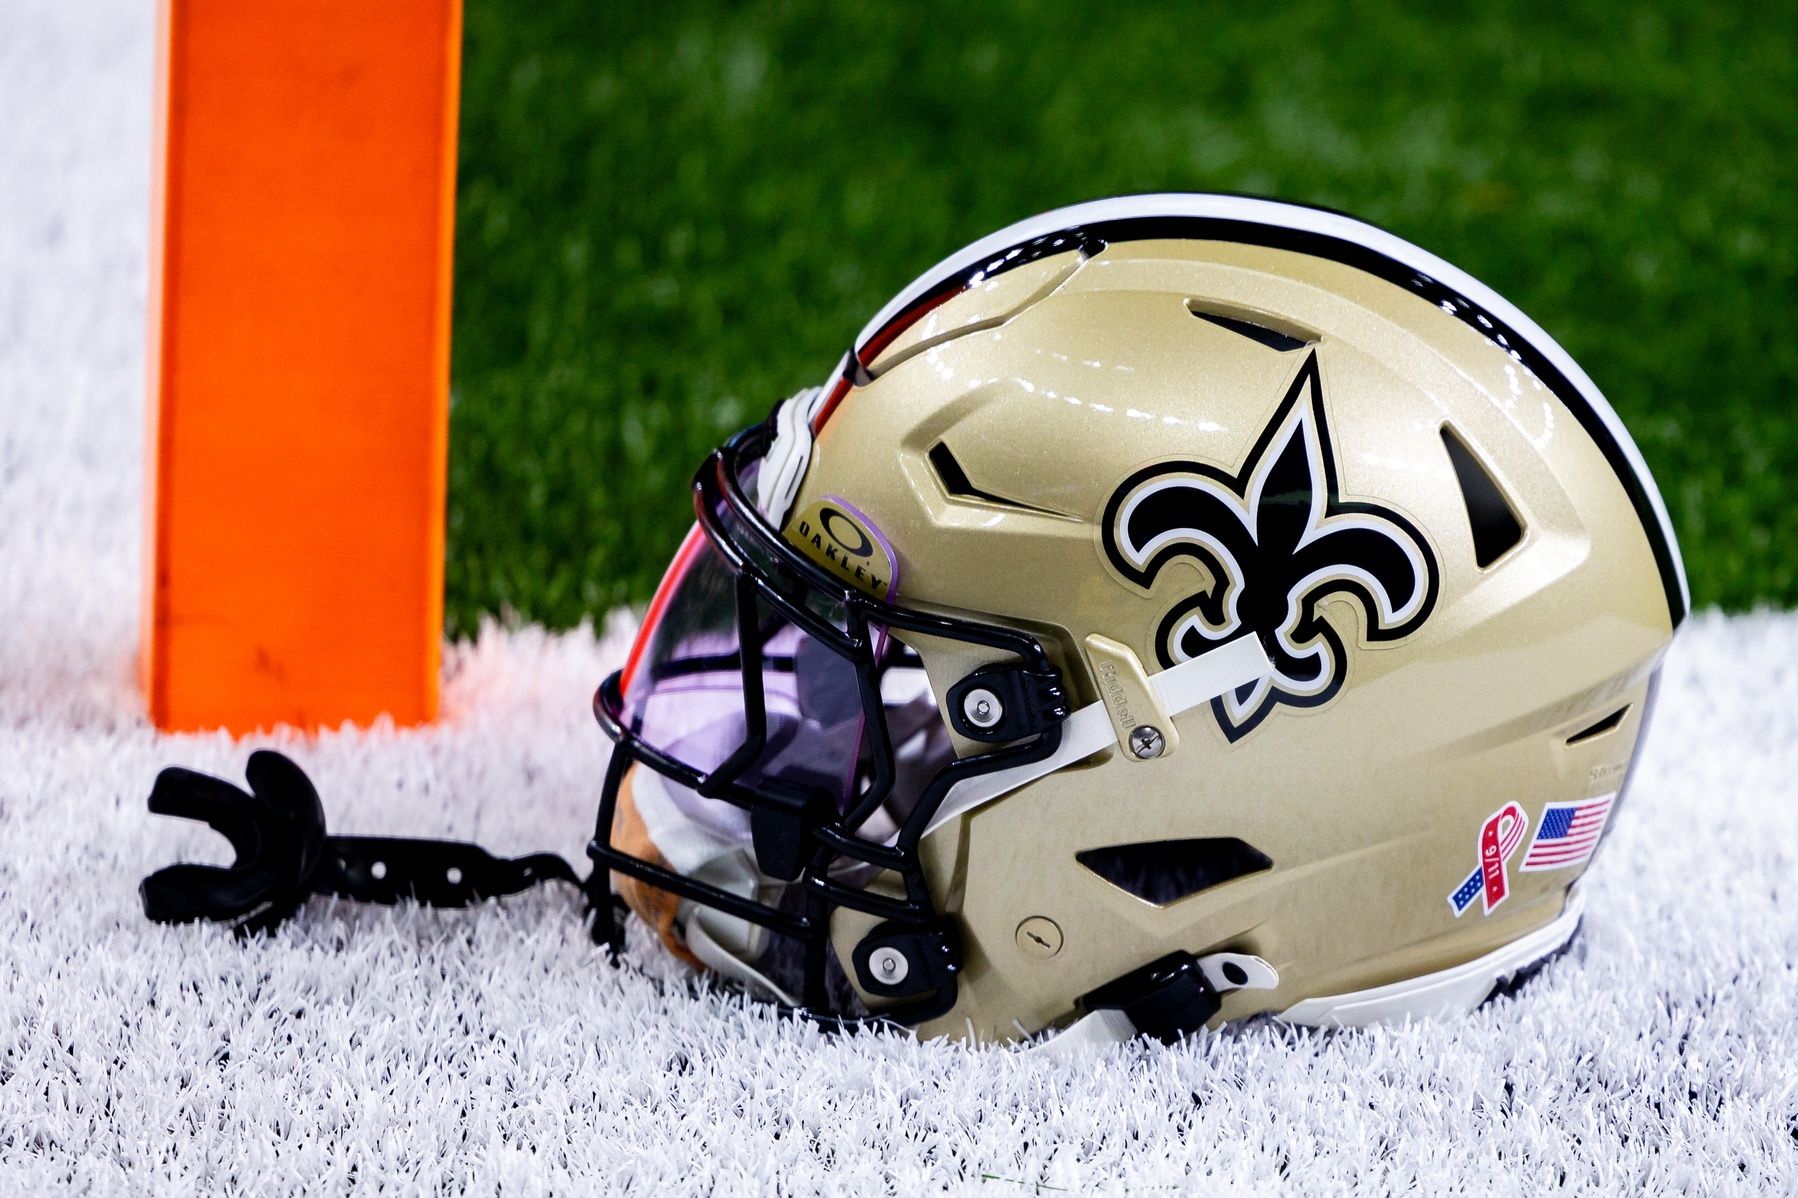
[447,1,1796,637]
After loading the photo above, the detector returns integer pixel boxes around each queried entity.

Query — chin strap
[1034,950,1281,1055]
[141,750,594,935]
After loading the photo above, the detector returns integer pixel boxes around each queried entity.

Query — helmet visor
[592,419,1068,1023]
[619,528,873,807]
[616,444,952,848]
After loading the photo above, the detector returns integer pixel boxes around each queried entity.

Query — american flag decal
[1520,794,1617,872]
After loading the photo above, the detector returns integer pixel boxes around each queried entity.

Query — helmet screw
[1129,725,1165,760]
[868,945,910,986]
[1015,916,1063,959]
[962,687,1003,730]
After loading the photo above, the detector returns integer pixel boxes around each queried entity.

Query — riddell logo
[788,498,896,599]
[1096,660,1134,730]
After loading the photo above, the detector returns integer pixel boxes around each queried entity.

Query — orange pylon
[143,0,463,732]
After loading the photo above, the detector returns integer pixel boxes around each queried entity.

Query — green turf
[447,0,1796,636]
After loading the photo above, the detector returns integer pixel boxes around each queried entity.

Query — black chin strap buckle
[142,750,584,934]
[1081,951,1222,1043]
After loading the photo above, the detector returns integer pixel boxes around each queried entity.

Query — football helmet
[145,194,1685,1047]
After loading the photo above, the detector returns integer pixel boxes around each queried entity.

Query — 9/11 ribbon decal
[1447,802,1529,917]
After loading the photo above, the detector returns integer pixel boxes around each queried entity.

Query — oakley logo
[1101,353,1438,741]
[787,496,898,599]
[819,507,874,559]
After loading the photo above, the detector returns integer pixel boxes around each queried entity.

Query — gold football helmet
[594,194,1685,1045]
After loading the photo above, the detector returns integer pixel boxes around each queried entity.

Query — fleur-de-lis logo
[1101,353,1438,741]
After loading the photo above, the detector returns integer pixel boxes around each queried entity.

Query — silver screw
[962,687,1003,729]
[1129,725,1165,759]
[868,946,909,986]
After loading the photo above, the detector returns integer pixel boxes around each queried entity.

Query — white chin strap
[925,634,1272,835]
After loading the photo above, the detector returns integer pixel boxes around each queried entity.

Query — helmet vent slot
[1075,838,1273,906]
[1187,305,1312,353]
[928,441,1061,515]
[1440,424,1525,567]
[1566,705,1630,745]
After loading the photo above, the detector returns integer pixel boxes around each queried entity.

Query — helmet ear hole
[1075,838,1273,907]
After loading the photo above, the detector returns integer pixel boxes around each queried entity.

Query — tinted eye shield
[588,422,1070,1021]
[595,424,1069,825]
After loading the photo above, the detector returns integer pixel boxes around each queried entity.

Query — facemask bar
[590,420,1069,1026]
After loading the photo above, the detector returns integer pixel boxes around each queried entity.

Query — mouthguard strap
[142,750,589,935]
